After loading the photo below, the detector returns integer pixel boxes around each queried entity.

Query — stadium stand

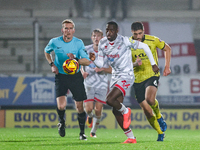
[0,0,200,75]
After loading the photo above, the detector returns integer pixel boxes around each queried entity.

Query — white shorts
[110,75,134,97]
[84,86,107,104]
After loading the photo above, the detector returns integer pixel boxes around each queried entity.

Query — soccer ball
[63,59,79,75]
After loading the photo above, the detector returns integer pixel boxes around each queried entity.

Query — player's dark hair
[131,22,144,31]
[107,21,118,30]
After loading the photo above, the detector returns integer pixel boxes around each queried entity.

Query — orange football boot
[123,138,137,144]
[123,107,131,129]
[86,116,93,128]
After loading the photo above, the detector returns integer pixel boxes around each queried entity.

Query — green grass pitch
[0,128,200,150]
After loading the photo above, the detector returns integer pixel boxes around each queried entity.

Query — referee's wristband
[74,57,79,61]
[49,62,54,67]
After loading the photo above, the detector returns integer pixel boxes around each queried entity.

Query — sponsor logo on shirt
[134,53,147,58]
[107,54,119,58]
[107,54,119,62]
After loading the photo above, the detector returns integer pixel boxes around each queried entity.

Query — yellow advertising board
[130,109,200,130]
[0,110,5,127]
[5,109,200,129]
[5,109,116,129]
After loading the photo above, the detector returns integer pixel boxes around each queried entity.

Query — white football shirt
[93,34,156,86]
[83,44,109,90]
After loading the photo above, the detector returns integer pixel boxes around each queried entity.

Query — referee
[44,19,90,140]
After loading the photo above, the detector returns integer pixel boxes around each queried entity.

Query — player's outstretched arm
[89,53,95,61]
[90,52,104,68]
[138,42,156,65]
[138,42,159,73]
[102,65,112,73]
[95,65,112,73]
[152,64,159,74]
[80,66,89,79]
[78,58,90,66]
[67,53,90,66]
[163,43,171,76]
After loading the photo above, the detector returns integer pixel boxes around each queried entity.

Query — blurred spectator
[74,0,83,18]
[81,0,95,19]
[98,0,111,18]
[188,0,200,10]
[68,0,73,17]
[110,0,128,19]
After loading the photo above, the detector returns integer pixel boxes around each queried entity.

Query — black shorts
[133,76,159,103]
[55,72,87,101]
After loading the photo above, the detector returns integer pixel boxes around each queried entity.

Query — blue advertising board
[0,76,58,106]
[0,76,133,107]
[1,75,200,107]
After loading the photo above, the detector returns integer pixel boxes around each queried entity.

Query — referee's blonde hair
[62,19,75,28]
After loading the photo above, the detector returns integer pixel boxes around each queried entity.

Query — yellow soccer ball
[63,59,79,75]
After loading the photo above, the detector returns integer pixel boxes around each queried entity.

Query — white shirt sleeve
[103,55,109,68]
[128,37,156,65]
[93,47,104,68]
[137,42,156,65]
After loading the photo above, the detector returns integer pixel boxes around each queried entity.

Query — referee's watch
[49,62,54,67]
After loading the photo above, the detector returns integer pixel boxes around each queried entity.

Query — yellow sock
[151,99,162,119]
[148,115,163,134]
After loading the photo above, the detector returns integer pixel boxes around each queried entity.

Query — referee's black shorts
[55,71,87,101]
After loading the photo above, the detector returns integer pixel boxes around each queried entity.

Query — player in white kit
[89,21,159,143]
[82,29,112,138]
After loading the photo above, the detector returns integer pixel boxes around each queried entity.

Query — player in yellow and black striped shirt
[130,22,171,141]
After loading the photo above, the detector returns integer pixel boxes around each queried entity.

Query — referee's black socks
[57,108,65,123]
[78,111,86,135]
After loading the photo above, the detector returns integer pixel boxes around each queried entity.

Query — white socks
[87,111,93,118]
[91,115,101,133]
[124,128,135,139]
[118,103,128,115]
